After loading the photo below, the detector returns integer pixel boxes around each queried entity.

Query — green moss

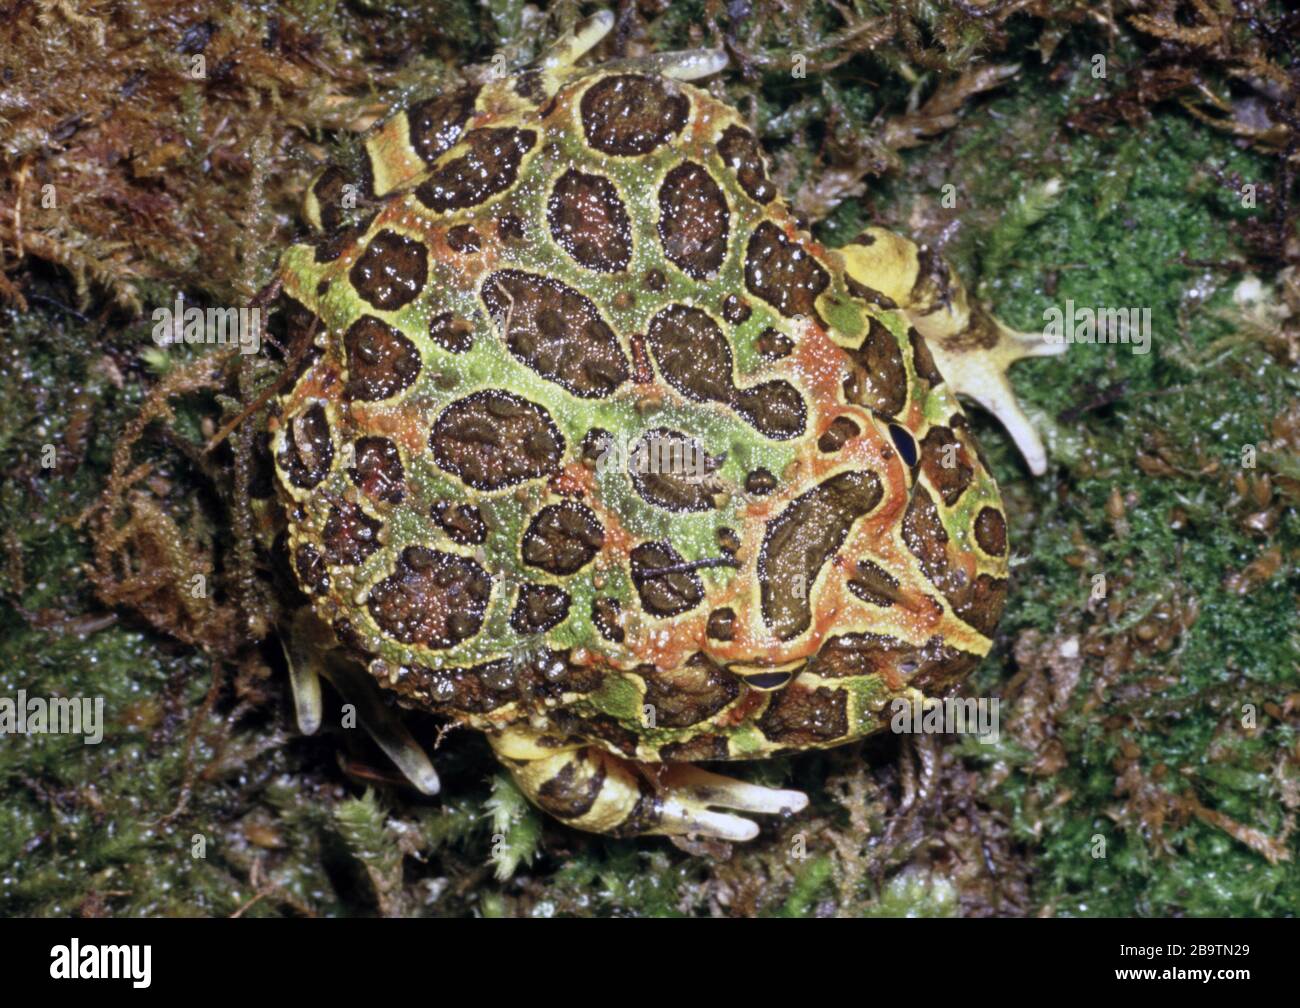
[860,869,959,918]
[779,855,834,917]
[940,59,1299,916]
[485,774,543,880]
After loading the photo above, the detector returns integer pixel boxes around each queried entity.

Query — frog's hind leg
[839,227,1065,475]
[490,730,806,840]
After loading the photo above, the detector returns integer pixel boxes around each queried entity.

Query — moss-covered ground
[1,0,1296,916]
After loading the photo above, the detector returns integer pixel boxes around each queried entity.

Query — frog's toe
[284,641,323,736]
[542,10,615,70]
[355,704,441,797]
[659,803,760,842]
[284,607,325,736]
[322,659,441,796]
[602,48,729,82]
[654,765,807,841]
[659,764,808,817]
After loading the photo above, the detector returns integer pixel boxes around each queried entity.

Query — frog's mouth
[726,657,806,692]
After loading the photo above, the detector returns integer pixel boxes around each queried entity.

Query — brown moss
[0,0,478,312]
[78,349,241,651]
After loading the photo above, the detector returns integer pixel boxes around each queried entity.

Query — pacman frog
[261,12,1059,840]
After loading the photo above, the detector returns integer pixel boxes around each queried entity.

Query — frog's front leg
[489,728,807,840]
[838,227,1065,474]
[545,9,726,83]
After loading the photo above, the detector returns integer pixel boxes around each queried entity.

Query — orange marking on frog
[548,460,594,499]
[346,404,427,457]
[688,106,716,147]
[583,493,634,560]
[476,97,513,123]
[716,688,768,728]
[798,234,836,277]
[803,411,898,488]
[572,481,688,664]
[423,225,505,275]
[947,540,979,587]
[291,364,341,404]
[638,618,706,672]
[789,317,852,419]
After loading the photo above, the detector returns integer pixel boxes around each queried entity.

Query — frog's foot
[838,227,1066,475]
[283,607,440,795]
[924,304,1065,477]
[544,8,725,81]
[491,733,806,840]
[326,659,441,796]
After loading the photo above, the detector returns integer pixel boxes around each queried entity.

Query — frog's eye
[727,658,805,692]
[740,669,792,691]
[888,423,918,467]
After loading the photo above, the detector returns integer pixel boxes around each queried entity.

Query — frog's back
[268,56,1009,770]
